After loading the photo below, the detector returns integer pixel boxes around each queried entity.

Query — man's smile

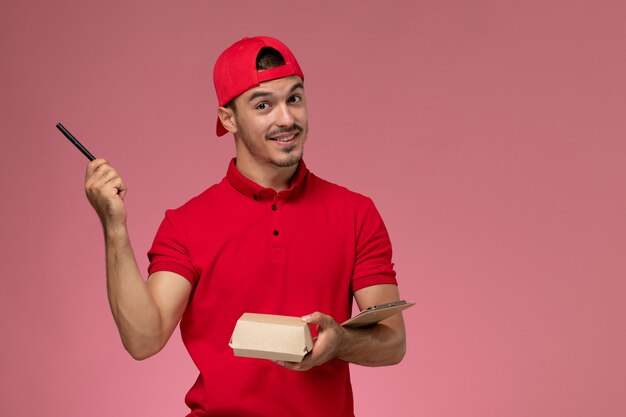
[269,132,298,142]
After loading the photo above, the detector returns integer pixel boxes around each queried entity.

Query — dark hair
[226,47,286,111]
[256,47,286,70]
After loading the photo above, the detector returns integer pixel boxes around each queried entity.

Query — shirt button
[272,204,277,211]
[273,230,279,236]
[253,194,258,201]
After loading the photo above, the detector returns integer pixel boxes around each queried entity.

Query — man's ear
[217,106,237,133]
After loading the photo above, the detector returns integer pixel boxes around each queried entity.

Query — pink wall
[1,1,625,416]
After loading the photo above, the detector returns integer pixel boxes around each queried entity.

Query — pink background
[1,1,625,416]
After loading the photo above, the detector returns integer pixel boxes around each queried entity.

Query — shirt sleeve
[147,210,199,286]
[351,198,398,292]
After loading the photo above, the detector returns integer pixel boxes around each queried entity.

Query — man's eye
[289,95,302,103]
[256,103,269,110]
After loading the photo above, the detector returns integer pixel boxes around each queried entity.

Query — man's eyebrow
[248,82,305,102]
[248,90,272,102]
[289,82,304,94]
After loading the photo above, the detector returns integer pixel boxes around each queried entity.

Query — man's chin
[271,151,303,168]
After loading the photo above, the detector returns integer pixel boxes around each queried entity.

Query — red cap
[213,36,305,137]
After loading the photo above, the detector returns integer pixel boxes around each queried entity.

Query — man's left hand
[276,312,345,371]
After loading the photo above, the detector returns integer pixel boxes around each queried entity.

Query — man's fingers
[107,177,127,198]
[112,178,128,199]
[84,159,127,203]
[275,358,314,372]
[83,157,128,227]
[302,311,331,327]
[86,160,124,187]
[85,158,109,179]
[99,167,121,184]
[85,161,124,192]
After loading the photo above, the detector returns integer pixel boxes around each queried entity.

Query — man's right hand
[85,159,128,228]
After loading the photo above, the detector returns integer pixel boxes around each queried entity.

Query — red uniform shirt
[148,159,397,417]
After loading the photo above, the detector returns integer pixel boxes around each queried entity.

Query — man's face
[228,75,308,169]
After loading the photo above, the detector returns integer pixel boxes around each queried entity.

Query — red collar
[226,158,309,201]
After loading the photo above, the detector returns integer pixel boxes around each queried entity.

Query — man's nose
[275,103,295,127]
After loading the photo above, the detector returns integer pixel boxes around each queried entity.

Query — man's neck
[235,157,298,192]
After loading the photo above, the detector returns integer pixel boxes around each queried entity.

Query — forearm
[336,318,406,366]
[280,311,407,372]
[104,225,163,360]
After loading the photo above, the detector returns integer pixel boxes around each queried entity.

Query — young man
[85,36,406,416]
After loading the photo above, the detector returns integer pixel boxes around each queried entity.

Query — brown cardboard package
[229,313,314,362]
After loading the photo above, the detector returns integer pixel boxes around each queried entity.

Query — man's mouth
[269,132,298,142]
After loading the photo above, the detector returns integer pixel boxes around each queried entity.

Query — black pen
[56,123,96,161]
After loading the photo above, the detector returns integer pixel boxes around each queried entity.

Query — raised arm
[85,159,191,360]
[277,283,406,371]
